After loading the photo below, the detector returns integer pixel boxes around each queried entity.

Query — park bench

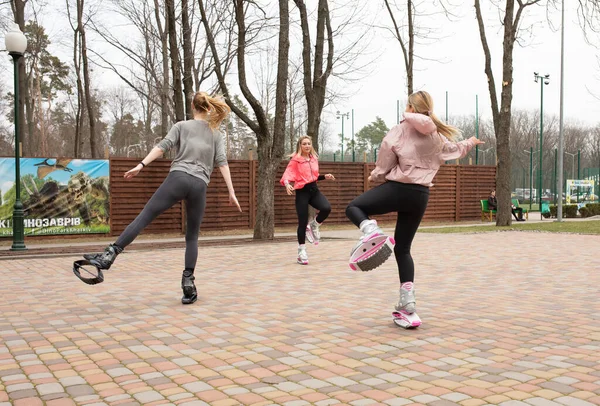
[480,199,496,222]
[511,199,529,220]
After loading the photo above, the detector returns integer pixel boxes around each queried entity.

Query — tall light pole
[557,0,565,221]
[5,23,28,251]
[523,148,540,210]
[336,111,349,162]
[480,147,494,166]
[565,151,576,181]
[534,72,550,208]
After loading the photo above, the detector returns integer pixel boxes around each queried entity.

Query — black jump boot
[84,244,122,270]
[181,274,197,305]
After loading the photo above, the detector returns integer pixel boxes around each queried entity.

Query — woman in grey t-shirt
[82,92,242,304]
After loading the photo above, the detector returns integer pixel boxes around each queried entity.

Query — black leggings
[346,181,429,283]
[295,182,331,244]
[115,171,207,271]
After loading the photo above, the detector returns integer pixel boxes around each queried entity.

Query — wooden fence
[109,158,496,236]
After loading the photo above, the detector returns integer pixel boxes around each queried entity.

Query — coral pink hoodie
[280,154,323,190]
[370,112,475,187]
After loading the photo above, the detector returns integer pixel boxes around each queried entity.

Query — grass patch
[419,220,600,234]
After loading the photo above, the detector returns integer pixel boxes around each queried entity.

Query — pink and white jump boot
[392,282,421,328]
[297,245,309,265]
[392,310,421,329]
[349,219,395,272]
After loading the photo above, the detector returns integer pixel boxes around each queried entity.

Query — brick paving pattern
[1,231,599,405]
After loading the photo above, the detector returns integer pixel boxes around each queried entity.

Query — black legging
[115,170,206,271]
[346,181,429,283]
[295,182,331,244]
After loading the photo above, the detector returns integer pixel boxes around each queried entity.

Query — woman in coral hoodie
[345,90,484,327]
[281,136,335,265]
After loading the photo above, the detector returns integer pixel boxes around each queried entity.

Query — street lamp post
[565,151,576,181]
[5,23,28,251]
[480,147,494,166]
[336,111,349,162]
[523,148,540,210]
[534,72,550,208]
[557,0,565,221]
[577,149,581,202]
[554,148,557,205]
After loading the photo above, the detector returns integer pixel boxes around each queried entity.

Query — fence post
[109,157,113,236]
[455,165,461,221]
[249,160,256,229]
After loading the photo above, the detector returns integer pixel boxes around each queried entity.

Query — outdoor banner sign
[0,158,110,236]
[565,179,595,204]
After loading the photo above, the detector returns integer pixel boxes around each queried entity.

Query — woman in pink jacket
[281,136,335,265]
[345,90,484,327]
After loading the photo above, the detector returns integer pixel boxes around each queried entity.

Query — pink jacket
[280,154,321,190]
[370,112,475,187]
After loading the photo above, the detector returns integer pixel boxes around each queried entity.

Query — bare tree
[199,0,289,239]
[382,0,455,97]
[383,0,414,96]
[474,0,541,226]
[181,0,194,119]
[65,0,98,157]
[66,0,85,157]
[78,0,98,158]
[166,0,184,121]
[154,0,170,135]
[292,0,334,152]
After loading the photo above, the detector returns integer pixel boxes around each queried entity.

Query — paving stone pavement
[1,231,600,406]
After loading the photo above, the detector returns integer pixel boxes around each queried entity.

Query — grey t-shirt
[156,120,227,185]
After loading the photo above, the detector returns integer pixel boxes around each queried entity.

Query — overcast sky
[327,1,599,136]
[1,1,598,144]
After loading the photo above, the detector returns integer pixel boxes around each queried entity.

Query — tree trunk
[34,64,47,155]
[166,0,184,122]
[407,0,414,95]
[71,14,84,158]
[181,0,194,119]
[153,0,170,135]
[254,0,289,239]
[474,0,538,226]
[77,0,97,158]
[24,81,35,155]
[254,144,278,239]
[199,0,289,239]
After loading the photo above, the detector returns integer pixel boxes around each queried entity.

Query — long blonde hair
[408,90,460,141]
[192,92,231,130]
[290,135,318,158]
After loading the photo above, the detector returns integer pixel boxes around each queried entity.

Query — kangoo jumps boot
[84,244,122,270]
[181,275,198,305]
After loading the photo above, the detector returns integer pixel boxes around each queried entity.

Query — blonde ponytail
[408,91,460,141]
[192,92,231,130]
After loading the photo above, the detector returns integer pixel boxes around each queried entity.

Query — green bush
[579,206,590,218]
[565,204,578,218]
[548,204,581,218]
[586,203,600,216]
